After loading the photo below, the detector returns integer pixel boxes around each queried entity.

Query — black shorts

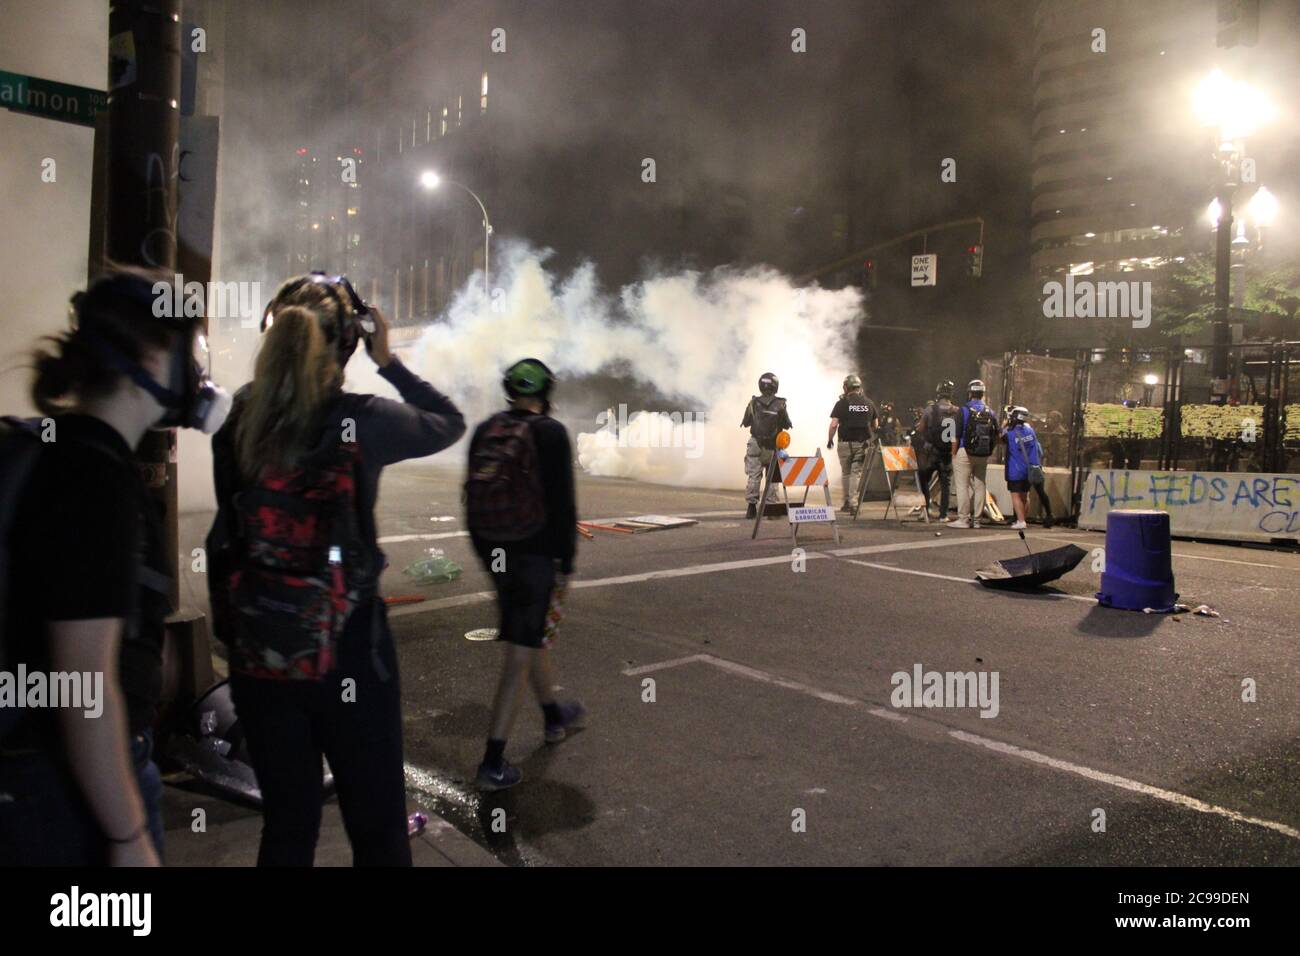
[485,551,558,649]
[1006,478,1031,493]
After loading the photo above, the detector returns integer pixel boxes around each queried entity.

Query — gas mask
[80,324,232,434]
[71,276,232,434]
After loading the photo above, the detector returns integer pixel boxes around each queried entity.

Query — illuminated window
[426,110,431,142]
[440,106,448,136]
[457,95,462,126]
[480,72,488,113]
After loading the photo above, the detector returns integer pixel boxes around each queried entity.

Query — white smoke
[347,241,865,492]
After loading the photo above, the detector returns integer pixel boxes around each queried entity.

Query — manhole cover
[464,628,498,642]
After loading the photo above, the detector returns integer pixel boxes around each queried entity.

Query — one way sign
[911,254,937,287]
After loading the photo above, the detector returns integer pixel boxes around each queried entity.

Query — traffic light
[966,244,983,278]
[863,258,877,290]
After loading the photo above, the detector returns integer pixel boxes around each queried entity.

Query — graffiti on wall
[1080,470,1300,539]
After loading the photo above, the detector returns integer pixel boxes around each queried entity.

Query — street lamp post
[420,170,492,297]
[1194,69,1275,404]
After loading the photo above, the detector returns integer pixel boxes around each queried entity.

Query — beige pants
[837,440,869,507]
[954,447,989,521]
[744,437,781,504]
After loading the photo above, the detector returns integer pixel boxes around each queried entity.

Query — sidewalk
[161,653,501,867]
[161,779,501,866]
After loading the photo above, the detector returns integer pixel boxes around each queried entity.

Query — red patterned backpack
[227,440,370,680]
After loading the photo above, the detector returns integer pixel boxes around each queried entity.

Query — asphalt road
[179,461,1300,866]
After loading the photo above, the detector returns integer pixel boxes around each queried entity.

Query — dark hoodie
[206,357,465,638]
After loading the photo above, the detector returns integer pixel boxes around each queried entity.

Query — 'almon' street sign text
[0,69,106,127]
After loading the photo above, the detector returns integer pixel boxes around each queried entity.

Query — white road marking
[379,531,468,544]
[620,652,1300,841]
[827,533,1022,558]
[623,654,711,676]
[705,656,907,720]
[387,533,1003,618]
[843,559,1098,604]
[949,730,1300,841]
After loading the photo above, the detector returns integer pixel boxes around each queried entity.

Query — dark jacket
[467,409,578,575]
[206,357,465,640]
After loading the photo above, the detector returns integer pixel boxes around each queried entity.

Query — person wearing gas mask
[0,267,230,866]
[827,373,878,513]
[206,273,464,866]
[741,372,792,519]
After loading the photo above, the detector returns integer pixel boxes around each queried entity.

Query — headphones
[261,272,374,364]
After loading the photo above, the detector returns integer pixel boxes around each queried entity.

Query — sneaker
[545,701,587,744]
[476,760,523,791]
[946,517,971,529]
[839,502,854,514]
[746,503,758,519]
[972,519,982,529]
[1042,514,1055,529]
[1011,520,1027,530]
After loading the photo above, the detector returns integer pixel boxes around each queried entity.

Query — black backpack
[464,411,548,543]
[748,396,787,445]
[963,405,997,458]
[0,418,45,741]
[928,400,959,452]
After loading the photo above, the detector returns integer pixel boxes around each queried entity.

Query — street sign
[0,69,107,127]
[911,253,937,287]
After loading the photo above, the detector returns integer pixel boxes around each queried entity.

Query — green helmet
[843,373,862,392]
[502,358,555,398]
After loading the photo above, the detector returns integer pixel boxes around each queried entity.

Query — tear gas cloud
[341,240,864,493]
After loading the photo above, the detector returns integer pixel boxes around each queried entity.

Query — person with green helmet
[827,373,878,513]
[465,358,583,791]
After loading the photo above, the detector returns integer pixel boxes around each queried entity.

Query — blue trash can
[1097,509,1178,611]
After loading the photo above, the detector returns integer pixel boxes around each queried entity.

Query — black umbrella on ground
[976,532,1088,591]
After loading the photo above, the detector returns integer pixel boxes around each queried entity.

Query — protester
[948,379,998,529]
[1,267,228,866]
[465,358,582,791]
[917,380,959,520]
[1002,406,1042,531]
[742,372,792,519]
[827,373,877,513]
[206,274,464,866]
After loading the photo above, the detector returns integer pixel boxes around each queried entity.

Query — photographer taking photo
[206,274,464,866]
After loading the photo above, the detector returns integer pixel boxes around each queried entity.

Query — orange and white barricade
[752,447,840,544]
[853,440,932,524]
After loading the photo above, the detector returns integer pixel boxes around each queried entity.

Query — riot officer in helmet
[741,372,791,519]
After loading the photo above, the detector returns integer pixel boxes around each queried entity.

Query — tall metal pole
[447,180,491,297]
[1211,182,1235,404]
[106,0,183,606]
